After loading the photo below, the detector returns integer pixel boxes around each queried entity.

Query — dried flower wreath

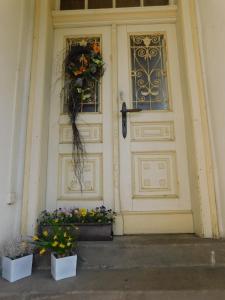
[61,41,105,190]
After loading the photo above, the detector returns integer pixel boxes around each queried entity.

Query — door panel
[46,26,113,211]
[118,24,193,233]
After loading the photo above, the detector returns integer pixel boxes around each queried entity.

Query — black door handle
[120,102,142,139]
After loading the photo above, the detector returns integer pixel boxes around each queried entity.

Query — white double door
[46,23,193,234]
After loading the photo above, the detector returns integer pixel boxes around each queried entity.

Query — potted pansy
[33,225,78,280]
[38,206,115,241]
[0,238,33,282]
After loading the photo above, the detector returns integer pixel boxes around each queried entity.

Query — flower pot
[40,223,113,241]
[2,254,33,282]
[51,253,77,281]
[76,223,113,241]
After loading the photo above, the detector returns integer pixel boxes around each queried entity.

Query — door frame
[21,0,219,237]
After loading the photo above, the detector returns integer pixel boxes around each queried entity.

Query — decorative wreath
[62,41,105,190]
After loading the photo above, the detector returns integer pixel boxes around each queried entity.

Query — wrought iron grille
[130,34,169,110]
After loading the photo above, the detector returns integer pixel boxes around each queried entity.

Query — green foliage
[38,206,116,226]
[33,225,78,258]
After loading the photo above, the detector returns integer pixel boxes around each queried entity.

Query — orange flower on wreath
[92,42,100,54]
[74,66,86,76]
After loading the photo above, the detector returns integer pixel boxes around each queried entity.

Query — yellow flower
[53,235,57,240]
[67,242,71,247]
[52,241,58,247]
[63,232,67,238]
[33,235,39,241]
[80,208,87,217]
[42,230,48,237]
[90,209,95,217]
[54,218,59,223]
[59,243,65,248]
[39,248,46,255]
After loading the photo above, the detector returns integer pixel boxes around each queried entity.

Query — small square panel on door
[58,154,103,201]
[132,151,179,199]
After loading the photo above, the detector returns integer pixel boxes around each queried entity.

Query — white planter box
[51,253,77,281]
[2,254,33,282]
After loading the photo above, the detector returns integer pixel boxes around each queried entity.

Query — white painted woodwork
[46,26,113,211]
[52,6,177,28]
[46,20,197,234]
[117,24,193,233]
[18,3,219,237]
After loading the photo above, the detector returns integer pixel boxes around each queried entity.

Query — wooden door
[117,24,193,233]
[46,26,113,211]
[46,23,193,234]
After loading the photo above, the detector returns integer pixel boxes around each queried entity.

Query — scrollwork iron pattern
[63,37,101,113]
[130,34,169,110]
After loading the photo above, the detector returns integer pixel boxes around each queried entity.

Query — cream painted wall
[21,0,55,235]
[196,0,225,236]
[0,0,34,244]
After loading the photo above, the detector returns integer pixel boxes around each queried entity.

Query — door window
[130,33,169,110]
[63,36,101,113]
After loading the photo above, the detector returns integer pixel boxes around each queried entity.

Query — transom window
[60,0,169,10]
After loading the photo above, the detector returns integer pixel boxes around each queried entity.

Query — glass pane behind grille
[63,37,101,113]
[130,34,169,110]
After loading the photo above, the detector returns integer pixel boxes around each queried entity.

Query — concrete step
[1,267,225,299]
[2,236,225,299]
[34,235,225,270]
